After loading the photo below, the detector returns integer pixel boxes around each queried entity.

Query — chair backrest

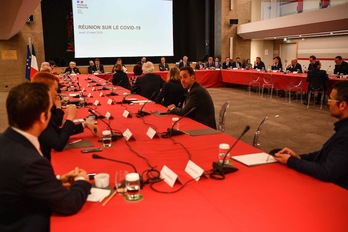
[218,101,230,132]
[252,116,268,148]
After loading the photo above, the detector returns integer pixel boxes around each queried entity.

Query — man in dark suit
[131,61,165,100]
[159,57,169,71]
[214,57,222,69]
[222,57,232,69]
[232,57,242,69]
[178,56,190,69]
[306,61,329,91]
[286,59,302,73]
[32,72,99,161]
[334,55,348,75]
[168,66,216,129]
[253,57,265,70]
[275,81,348,189]
[92,58,104,73]
[305,55,316,73]
[137,57,147,66]
[87,60,94,74]
[0,82,91,232]
[205,57,215,70]
[64,61,80,74]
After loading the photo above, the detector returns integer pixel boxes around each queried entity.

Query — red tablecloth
[51,75,348,232]
[96,70,223,88]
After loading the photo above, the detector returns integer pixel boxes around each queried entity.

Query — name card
[146,127,158,139]
[99,92,104,97]
[160,165,178,188]
[105,111,112,120]
[92,87,96,91]
[87,83,91,87]
[81,87,85,92]
[93,100,100,106]
[87,93,92,98]
[122,110,131,118]
[123,129,134,141]
[185,160,204,181]
[107,99,113,105]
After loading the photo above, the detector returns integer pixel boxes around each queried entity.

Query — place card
[123,129,135,141]
[99,92,104,97]
[93,100,100,106]
[87,83,91,87]
[81,87,85,92]
[185,160,204,181]
[107,99,113,105]
[160,165,178,188]
[87,93,92,98]
[105,111,112,120]
[92,87,96,91]
[146,127,158,139]
[122,110,131,118]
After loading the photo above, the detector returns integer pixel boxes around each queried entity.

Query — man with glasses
[275,81,348,189]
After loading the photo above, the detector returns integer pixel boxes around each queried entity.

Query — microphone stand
[136,92,157,117]
[88,109,120,141]
[162,107,196,138]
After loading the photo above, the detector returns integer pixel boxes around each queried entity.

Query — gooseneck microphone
[211,125,251,178]
[88,109,121,141]
[326,65,331,72]
[136,92,157,117]
[107,79,122,96]
[161,107,196,138]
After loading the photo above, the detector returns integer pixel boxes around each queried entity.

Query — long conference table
[51,74,347,232]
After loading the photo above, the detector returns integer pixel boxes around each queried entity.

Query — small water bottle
[172,117,180,130]
[102,130,112,148]
[218,143,230,164]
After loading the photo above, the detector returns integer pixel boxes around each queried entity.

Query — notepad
[87,188,111,202]
[232,152,277,166]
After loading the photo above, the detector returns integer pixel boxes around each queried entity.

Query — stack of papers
[232,152,277,166]
[87,188,111,202]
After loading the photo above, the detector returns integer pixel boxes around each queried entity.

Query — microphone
[88,109,105,119]
[326,65,331,72]
[116,93,133,104]
[212,125,251,175]
[136,92,157,117]
[161,107,196,138]
[92,154,144,189]
[106,79,122,96]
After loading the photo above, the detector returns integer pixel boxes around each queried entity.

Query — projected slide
[72,0,173,58]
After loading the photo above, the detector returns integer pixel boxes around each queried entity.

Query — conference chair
[217,101,230,132]
[252,116,268,148]
[261,74,274,98]
[307,85,325,109]
[286,78,303,103]
[248,73,261,95]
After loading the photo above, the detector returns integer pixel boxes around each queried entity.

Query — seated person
[271,56,283,71]
[0,82,91,231]
[129,64,143,86]
[195,60,205,70]
[159,57,169,71]
[64,61,80,74]
[92,58,104,73]
[49,60,57,74]
[32,72,98,161]
[214,57,222,69]
[306,61,329,91]
[167,66,216,129]
[244,58,253,69]
[111,58,128,73]
[275,81,348,189]
[137,57,147,66]
[305,55,316,73]
[286,59,302,73]
[112,64,131,90]
[87,60,94,74]
[155,66,186,107]
[131,61,164,100]
[232,57,242,69]
[40,62,51,72]
[205,57,215,70]
[253,57,265,70]
[178,56,190,68]
[334,56,348,75]
[222,57,232,69]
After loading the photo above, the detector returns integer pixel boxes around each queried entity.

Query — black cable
[169,137,192,160]
[124,139,155,169]
[149,176,199,194]
[141,116,158,131]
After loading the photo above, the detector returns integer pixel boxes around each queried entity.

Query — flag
[25,44,31,80]
[30,44,38,78]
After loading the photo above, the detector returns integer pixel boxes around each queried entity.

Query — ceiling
[0,0,41,40]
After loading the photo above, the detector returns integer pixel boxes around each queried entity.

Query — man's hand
[274,147,301,164]
[65,104,78,121]
[167,104,176,112]
[83,122,99,136]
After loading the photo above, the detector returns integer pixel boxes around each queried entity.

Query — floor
[0,85,336,155]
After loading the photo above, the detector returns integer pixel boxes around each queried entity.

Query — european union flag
[25,44,31,80]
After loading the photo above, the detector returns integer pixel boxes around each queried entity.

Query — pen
[102,191,117,206]
[69,139,82,145]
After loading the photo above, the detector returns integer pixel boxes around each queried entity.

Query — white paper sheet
[232,152,277,166]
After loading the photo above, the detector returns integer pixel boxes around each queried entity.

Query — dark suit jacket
[222,62,232,69]
[254,61,265,70]
[131,73,165,100]
[39,115,84,161]
[88,65,94,74]
[178,61,190,69]
[154,81,186,107]
[271,63,283,71]
[306,69,329,90]
[205,62,215,69]
[171,82,216,129]
[195,63,205,70]
[232,61,242,69]
[159,63,169,71]
[334,60,348,75]
[92,64,105,73]
[0,128,91,232]
[112,71,131,90]
[286,63,302,73]
[64,67,80,74]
